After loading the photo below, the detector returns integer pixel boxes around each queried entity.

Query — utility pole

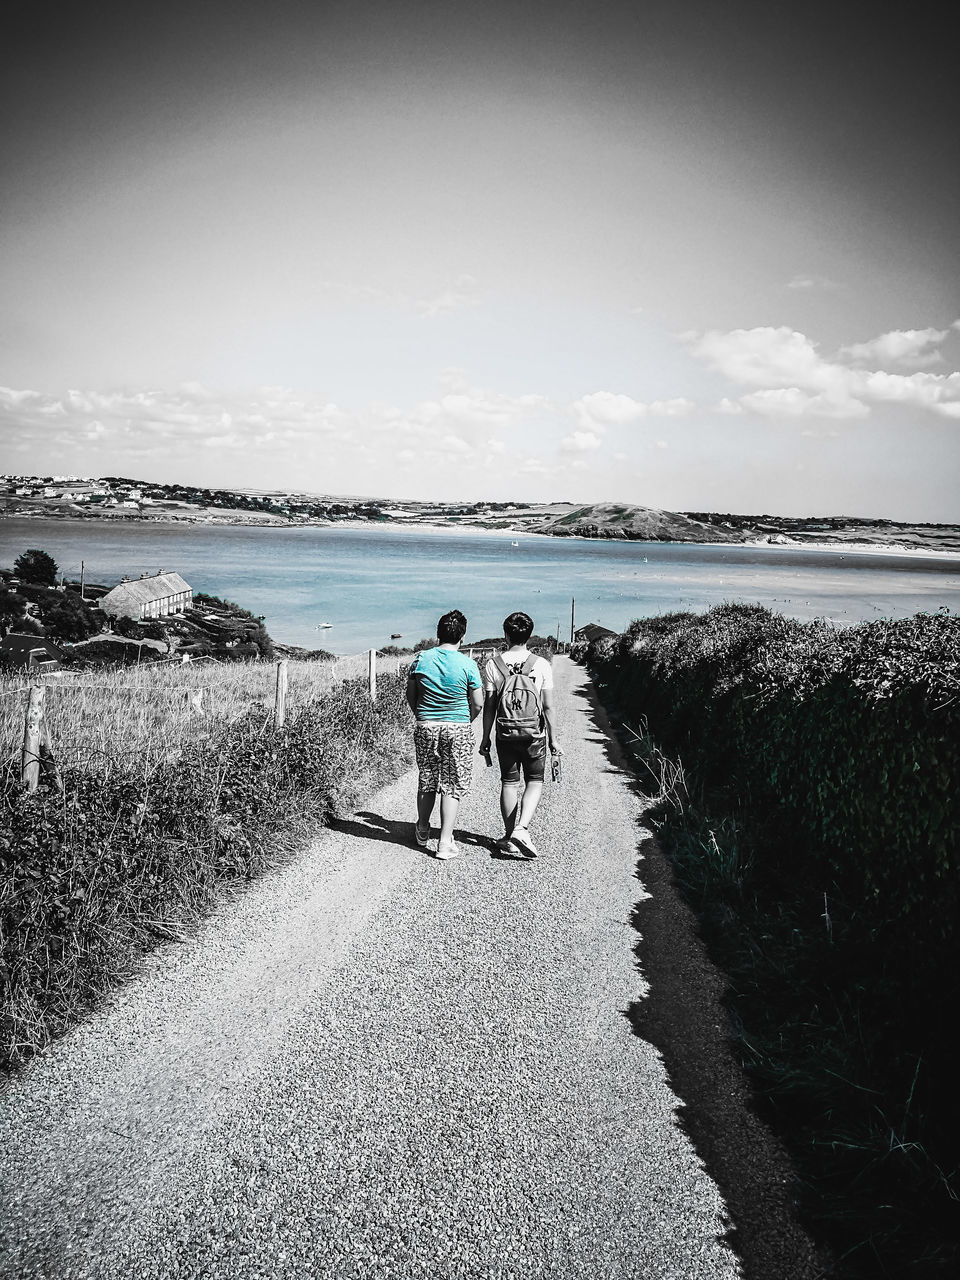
[570,597,575,646]
[80,559,85,600]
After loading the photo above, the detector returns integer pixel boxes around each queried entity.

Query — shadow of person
[489,845,532,862]
[326,812,412,845]
[328,811,495,854]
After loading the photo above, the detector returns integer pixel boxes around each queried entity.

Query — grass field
[0,651,408,778]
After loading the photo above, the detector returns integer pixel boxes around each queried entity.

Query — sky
[2,0,958,519]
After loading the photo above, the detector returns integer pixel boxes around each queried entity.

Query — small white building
[99,572,193,622]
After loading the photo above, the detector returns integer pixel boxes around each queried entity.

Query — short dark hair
[437,609,467,643]
[503,611,534,644]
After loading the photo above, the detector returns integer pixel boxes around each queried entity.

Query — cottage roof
[102,572,192,607]
[575,622,619,643]
[0,633,65,663]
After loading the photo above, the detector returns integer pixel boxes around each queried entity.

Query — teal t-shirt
[411,646,481,722]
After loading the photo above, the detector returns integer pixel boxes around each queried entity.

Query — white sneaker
[434,841,460,860]
[510,827,538,858]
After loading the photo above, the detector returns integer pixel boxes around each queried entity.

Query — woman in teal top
[406,610,483,859]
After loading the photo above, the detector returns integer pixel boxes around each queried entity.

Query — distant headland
[2,473,959,554]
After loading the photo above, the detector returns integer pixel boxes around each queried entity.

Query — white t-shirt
[482,649,554,697]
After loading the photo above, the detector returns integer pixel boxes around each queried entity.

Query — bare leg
[516,780,543,831]
[437,793,460,848]
[500,781,520,836]
[417,790,436,832]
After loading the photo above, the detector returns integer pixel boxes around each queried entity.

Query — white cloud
[786,274,839,291]
[0,378,562,494]
[740,388,869,419]
[572,392,697,431]
[691,326,835,391]
[202,433,244,450]
[416,274,483,318]
[560,430,603,452]
[841,326,953,368]
[860,369,960,407]
[0,383,353,453]
[648,397,696,416]
[438,434,472,454]
[687,325,960,420]
[572,392,646,429]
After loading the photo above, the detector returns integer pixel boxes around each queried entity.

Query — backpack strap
[492,652,510,682]
[520,655,538,676]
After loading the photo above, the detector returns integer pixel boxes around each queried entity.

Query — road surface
[0,657,823,1279]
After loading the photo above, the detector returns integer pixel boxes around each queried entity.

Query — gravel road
[0,658,823,1279]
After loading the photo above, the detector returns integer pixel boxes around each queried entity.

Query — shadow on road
[571,666,829,1280]
[327,811,501,858]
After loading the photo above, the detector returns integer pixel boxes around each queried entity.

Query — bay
[1,517,958,655]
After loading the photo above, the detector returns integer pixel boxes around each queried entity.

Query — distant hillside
[530,503,748,543]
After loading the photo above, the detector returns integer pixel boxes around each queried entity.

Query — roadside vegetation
[584,604,960,1278]
[1,638,414,1073]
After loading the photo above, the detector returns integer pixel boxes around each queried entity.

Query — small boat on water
[391,633,402,639]
[511,540,519,547]
[316,622,334,629]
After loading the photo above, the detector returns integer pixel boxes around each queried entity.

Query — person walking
[406,609,483,860]
[478,611,563,858]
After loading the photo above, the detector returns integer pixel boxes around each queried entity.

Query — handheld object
[482,748,493,767]
[551,752,562,783]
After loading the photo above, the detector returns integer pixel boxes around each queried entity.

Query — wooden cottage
[99,571,193,622]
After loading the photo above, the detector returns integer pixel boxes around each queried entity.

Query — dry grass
[0,652,409,777]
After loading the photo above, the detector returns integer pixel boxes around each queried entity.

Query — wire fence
[4,642,549,785]
[2,649,414,782]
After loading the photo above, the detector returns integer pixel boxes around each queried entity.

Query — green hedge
[0,674,412,1070]
[588,604,960,1275]
[594,605,960,937]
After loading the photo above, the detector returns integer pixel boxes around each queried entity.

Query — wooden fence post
[22,679,45,793]
[274,659,288,728]
[368,648,377,702]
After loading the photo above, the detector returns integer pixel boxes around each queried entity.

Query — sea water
[2,518,958,655]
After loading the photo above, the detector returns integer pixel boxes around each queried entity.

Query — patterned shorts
[414,721,475,800]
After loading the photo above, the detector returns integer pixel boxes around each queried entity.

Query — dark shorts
[496,733,547,784]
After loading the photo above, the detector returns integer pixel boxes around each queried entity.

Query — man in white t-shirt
[478,611,563,858]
